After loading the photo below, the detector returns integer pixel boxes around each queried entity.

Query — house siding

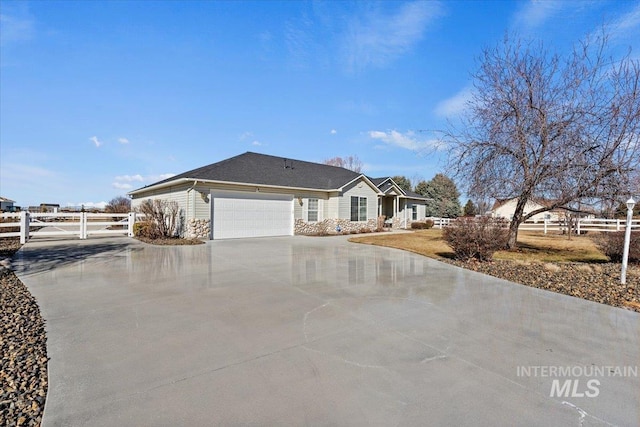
[339,180,379,221]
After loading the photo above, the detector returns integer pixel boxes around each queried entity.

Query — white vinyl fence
[426,216,639,233]
[0,212,140,244]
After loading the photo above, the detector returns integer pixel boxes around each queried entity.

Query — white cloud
[435,86,473,118]
[367,130,444,152]
[114,174,144,182]
[112,173,176,191]
[239,131,254,141]
[330,129,337,135]
[512,0,563,31]
[252,140,262,146]
[112,182,133,190]
[343,1,443,71]
[89,136,102,148]
[607,3,640,41]
[151,173,176,182]
[0,11,34,47]
[118,137,129,144]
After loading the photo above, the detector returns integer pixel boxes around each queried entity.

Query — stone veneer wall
[295,218,378,235]
[187,218,210,239]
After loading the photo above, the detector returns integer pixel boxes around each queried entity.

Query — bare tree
[323,155,363,173]
[105,196,131,213]
[445,32,640,248]
[137,199,181,238]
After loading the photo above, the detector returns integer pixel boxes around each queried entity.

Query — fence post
[543,218,547,234]
[128,212,136,237]
[616,219,621,231]
[20,211,30,244]
[80,212,87,239]
[576,218,581,235]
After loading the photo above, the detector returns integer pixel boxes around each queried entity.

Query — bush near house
[410,220,435,230]
[443,216,509,261]
[136,199,181,239]
[595,231,640,263]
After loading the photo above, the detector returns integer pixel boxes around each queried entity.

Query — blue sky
[1,0,639,208]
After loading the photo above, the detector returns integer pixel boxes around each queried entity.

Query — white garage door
[211,191,294,239]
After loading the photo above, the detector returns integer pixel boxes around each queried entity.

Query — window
[350,196,367,221]
[411,205,417,220]
[307,198,318,222]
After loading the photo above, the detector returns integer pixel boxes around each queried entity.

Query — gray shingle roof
[138,152,363,191]
[368,177,430,200]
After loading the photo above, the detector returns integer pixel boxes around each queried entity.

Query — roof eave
[128,177,341,196]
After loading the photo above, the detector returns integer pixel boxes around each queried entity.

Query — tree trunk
[506,196,528,249]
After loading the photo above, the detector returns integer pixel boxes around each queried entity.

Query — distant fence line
[427,216,640,233]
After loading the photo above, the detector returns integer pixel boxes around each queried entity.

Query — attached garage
[210,190,294,240]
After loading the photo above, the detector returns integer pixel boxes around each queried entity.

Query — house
[0,197,16,212]
[128,152,430,239]
[490,198,596,222]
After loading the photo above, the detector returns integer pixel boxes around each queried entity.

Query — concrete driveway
[13,236,640,426]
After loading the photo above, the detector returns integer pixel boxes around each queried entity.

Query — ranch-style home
[128,152,430,239]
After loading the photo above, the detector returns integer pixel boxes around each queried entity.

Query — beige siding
[131,185,189,214]
[339,180,379,221]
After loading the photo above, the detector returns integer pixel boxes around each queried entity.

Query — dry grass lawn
[350,229,609,263]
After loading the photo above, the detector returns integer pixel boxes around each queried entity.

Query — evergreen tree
[416,174,462,218]
[392,176,412,193]
[463,199,477,216]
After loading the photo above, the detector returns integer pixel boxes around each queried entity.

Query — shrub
[411,220,435,230]
[595,231,640,263]
[442,216,509,261]
[136,199,181,238]
[133,220,161,239]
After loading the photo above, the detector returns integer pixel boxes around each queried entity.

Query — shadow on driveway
[12,238,141,277]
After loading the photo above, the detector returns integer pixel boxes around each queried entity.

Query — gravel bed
[1,238,48,427]
[135,236,205,245]
[446,259,640,313]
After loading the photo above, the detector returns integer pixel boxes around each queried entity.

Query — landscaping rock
[0,239,48,427]
[446,259,640,313]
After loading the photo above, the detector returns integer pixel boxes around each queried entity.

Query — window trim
[307,198,319,222]
[350,196,367,222]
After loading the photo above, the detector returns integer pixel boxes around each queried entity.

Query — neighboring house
[128,152,430,239]
[38,203,60,213]
[490,198,595,222]
[0,197,16,212]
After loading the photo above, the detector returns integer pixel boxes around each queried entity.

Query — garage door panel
[211,191,293,239]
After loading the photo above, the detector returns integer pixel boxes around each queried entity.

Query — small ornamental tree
[136,199,181,238]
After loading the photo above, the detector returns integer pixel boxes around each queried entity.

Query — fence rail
[426,216,639,233]
[0,212,140,243]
